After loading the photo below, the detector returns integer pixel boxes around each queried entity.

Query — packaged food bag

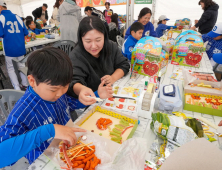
[171,30,205,68]
[150,112,199,146]
[131,36,169,79]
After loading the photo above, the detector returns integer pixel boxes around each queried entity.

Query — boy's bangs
[27,47,73,86]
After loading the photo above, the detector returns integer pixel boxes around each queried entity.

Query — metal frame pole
[130,0,135,25]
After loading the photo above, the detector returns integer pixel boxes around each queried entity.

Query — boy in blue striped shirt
[0,47,113,167]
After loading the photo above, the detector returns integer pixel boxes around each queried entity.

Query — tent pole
[151,0,156,24]
[130,0,134,25]
[19,0,24,17]
[126,0,130,29]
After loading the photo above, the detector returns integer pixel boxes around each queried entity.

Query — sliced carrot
[85,150,95,158]
[83,154,95,163]
[74,156,85,161]
[76,164,85,168]
[84,160,90,170]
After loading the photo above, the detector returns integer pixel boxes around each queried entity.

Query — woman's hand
[101,75,115,85]
[54,124,86,146]
[218,120,222,126]
[78,86,97,105]
[98,81,113,99]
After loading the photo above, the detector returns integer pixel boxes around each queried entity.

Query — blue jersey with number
[0,10,28,57]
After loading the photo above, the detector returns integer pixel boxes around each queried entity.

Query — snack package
[150,112,198,146]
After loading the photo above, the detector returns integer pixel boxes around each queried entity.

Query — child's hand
[101,75,115,85]
[53,124,86,146]
[78,86,97,105]
[218,120,222,126]
[98,81,113,99]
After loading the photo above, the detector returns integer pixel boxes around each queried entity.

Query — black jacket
[67,40,130,98]
[32,7,48,21]
[195,3,219,34]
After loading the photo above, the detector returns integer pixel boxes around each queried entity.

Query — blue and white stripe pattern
[0,86,84,164]
[202,34,222,59]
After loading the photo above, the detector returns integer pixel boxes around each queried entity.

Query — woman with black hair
[125,7,157,39]
[103,2,113,24]
[191,0,219,34]
[108,13,120,42]
[67,16,130,102]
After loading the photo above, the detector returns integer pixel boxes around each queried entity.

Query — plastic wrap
[45,131,113,170]
[97,137,148,170]
[45,131,147,170]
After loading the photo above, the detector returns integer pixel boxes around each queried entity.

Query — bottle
[167,28,173,40]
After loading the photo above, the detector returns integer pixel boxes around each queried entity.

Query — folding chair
[53,40,76,56]
[116,35,125,49]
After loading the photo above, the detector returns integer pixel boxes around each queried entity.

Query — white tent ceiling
[3,0,222,27]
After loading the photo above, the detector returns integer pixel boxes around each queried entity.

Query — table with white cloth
[27,52,222,170]
[0,34,61,56]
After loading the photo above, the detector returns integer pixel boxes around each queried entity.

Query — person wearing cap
[0,0,29,90]
[202,22,222,61]
[155,15,177,38]
[191,0,219,34]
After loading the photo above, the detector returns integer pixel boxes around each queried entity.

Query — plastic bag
[45,130,147,170]
[97,137,148,170]
[45,131,114,169]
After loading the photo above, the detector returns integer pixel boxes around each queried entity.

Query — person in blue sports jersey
[26,20,48,34]
[202,22,222,61]
[124,7,157,39]
[0,0,29,90]
[122,22,144,60]
[0,47,113,167]
[156,15,178,38]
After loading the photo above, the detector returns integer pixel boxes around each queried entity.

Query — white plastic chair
[53,40,76,56]
[116,35,125,49]
[0,89,25,125]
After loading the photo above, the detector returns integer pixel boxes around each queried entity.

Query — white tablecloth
[27,52,222,170]
[0,34,61,55]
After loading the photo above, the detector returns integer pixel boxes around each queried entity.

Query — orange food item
[74,156,85,161]
[76,164,85,168]
[85,161,91,170]
[96,118,113,130]
[83,154,95,163]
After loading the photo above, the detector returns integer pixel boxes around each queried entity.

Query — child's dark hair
[27,47,73,86]
[199,0,216,10]
[111,13,119,28]
[25,16,33,21]
[105,2,110,6]
[158,20,166,25]
[84,6,92,12]
[43,3,48,8]
[138,7,152,21]
[130,22,144,35]
[26,20,33,29]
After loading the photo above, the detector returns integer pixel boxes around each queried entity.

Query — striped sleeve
[65,94,86,112]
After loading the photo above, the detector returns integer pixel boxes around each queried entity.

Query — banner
[135,0,152,4]
[76,0,128,7]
